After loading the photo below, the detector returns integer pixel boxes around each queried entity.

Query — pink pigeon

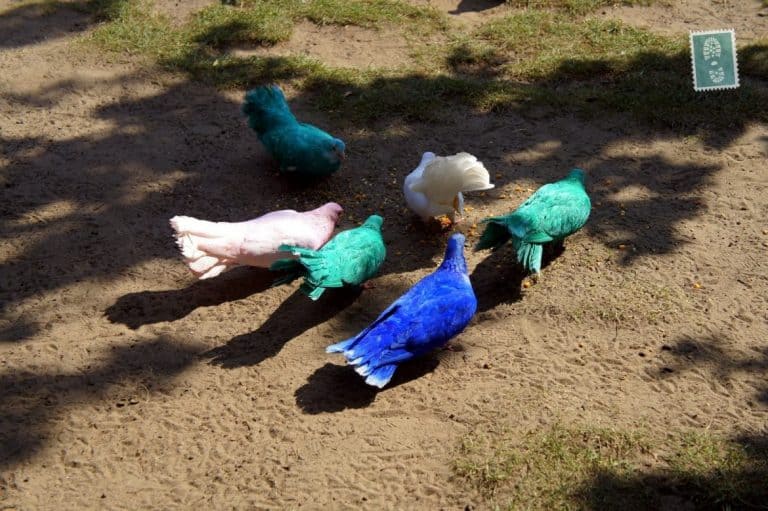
[169,202,343,279]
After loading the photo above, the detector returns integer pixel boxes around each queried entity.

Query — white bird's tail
[408,152,494,205]
[169,216,242,279]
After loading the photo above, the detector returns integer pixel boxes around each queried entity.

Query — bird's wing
[240,210,330,255]
[337,230,386,286]
[518,183,590,241]
[404,175,432,220]
[375,274,476,361]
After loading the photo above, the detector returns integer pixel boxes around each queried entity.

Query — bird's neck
[439,242,468,274]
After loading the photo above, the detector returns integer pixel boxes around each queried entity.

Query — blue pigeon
[242,85,345,178]
[326,233,477,388]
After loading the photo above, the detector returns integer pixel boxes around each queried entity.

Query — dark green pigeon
[475,168,591,280]
[270,215,386,300]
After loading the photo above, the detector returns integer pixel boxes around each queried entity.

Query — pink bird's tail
[169,216,240,279]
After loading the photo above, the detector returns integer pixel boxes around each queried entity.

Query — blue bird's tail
[242,85,297,135]
[327,336,398,388]
[326,306,407,388]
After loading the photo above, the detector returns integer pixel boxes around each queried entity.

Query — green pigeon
[270,215,386,300]
[475,168,591,279]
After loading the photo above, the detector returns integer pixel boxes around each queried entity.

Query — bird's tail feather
[326,337,356,354]
[364,364,397,389]
[273,244,333,300]
[300,282,326,301]
[269,258,305,287]
[170,217,231,279]
[242,85,295,134]
[517,242,543,274]
[455,154,495,192]
[475,220,512,251]
[475,214,528,251]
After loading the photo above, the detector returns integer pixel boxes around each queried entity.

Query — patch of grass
[83,1,768,128]
[455,424,647,506]
[85,0,132,20]
[88,0,188,58]
[454,424,768,510]
[301,0,446,30]
[464,11,682,80]
[664,431,768,507]
[505,0,657,16]
[88,0,447,51]
[189,2,296,47]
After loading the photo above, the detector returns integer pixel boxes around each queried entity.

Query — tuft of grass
[301,0,446,30]
[454,424,768,510]
[188,2,297,47]
[88,0,188,58]
[664,431,768,507]
[455,424,647,507]
[505,0,658,16]
[464,11,682,80]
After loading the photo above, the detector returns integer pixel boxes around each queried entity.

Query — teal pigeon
[270,215,386,300]
[242,85,345,178]
[475,168,591,279]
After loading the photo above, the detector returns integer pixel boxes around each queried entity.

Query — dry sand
[1,0,767,509]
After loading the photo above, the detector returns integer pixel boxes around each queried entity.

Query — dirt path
[1,1,767,509]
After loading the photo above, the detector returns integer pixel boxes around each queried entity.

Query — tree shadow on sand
[294,355,442,414]
[448,0,505,15]
[203,286,364,368]
[576,432,768,510]
[105,267,275,329]
[652,334,768,406]
[471,241,565,313]
[0,336,202,470]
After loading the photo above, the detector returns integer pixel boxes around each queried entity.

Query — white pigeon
[169,202,342,279]
[404,152,495,223]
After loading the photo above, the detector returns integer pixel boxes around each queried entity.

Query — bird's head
[439,233,468,274]
[320,202,343,223]
[362,214,384,231]
[567,168,586,184]
[419,151,436,166]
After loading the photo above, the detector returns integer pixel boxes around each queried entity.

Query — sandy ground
[1,0,767,509]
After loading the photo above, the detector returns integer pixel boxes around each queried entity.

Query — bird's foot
[522,273,541,288]
[361,281,376,290]
[442,344,458,352]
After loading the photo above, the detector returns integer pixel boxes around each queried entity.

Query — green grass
[504,0,658,16]
[82,1,768,127]
[452,11,682,80]
[300,0,446,29]
[454,424,768,510]
[454,424,648,507]
[89,1,188,58]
